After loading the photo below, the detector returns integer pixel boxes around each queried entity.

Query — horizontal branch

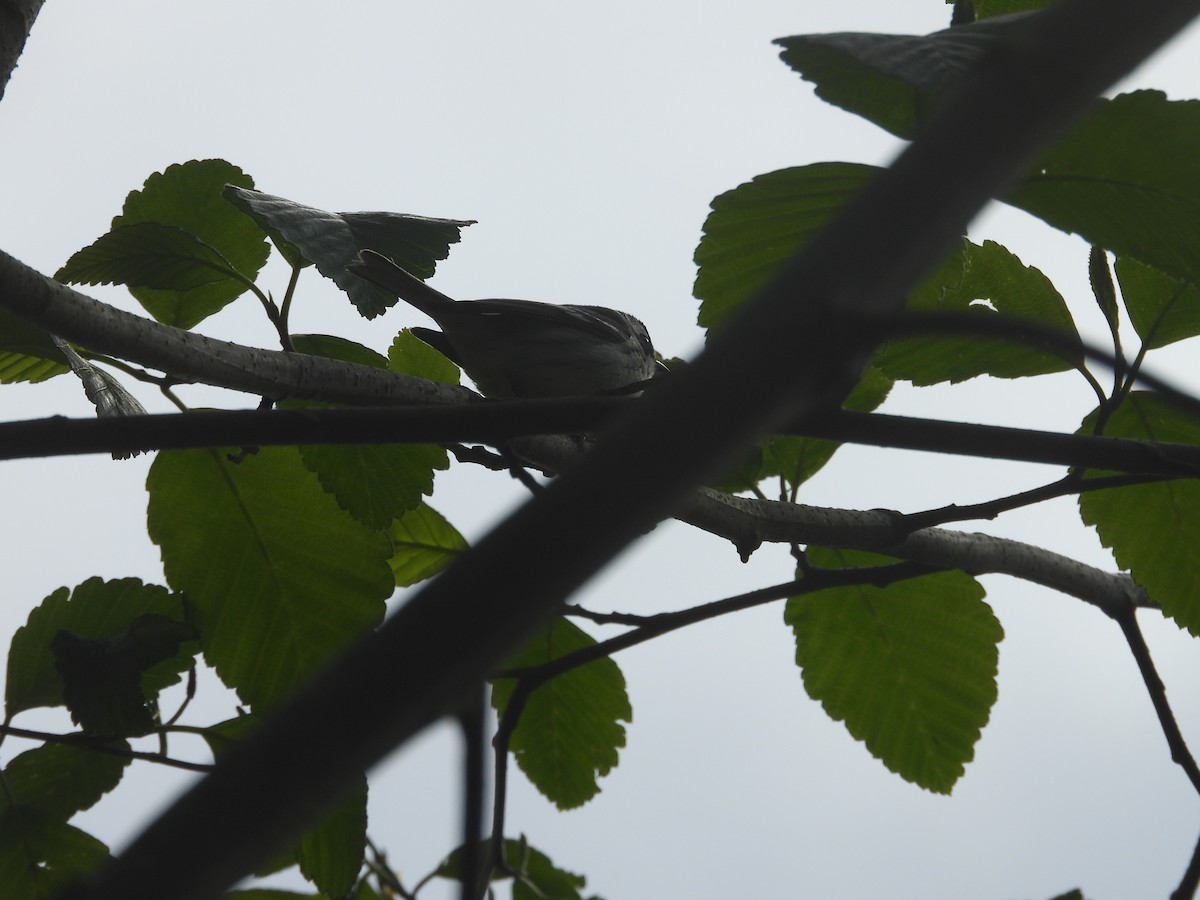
[6,402,1200,480]
[676,487,1144,618]
[0,249,475,406]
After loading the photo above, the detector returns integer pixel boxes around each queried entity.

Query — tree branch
[0,249,475,406]
[58,4,1200,898]
[0,723,213,774]
[0,0,44,101]
[7,403,1200,480]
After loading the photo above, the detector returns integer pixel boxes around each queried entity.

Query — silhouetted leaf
[224,185,473,319]
[6,578,192,720]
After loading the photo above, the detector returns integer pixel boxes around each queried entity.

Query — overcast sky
[4,3,1200,899]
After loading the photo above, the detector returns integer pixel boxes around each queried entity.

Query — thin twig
[1113,605,1200,794]
[1172,829,1200,900]
[0,723,214,773]
[888,471,1172,534]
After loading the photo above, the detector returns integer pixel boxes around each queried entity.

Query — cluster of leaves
[1,159,611,896]
[5,3,1200,899]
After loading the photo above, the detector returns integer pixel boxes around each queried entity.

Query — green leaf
[974,0,1050,17]
[875,238,1080,384]
[438,838,594,900]
[224,185,474,320]
[146,447,394,708]
[287,335,447,530]
[785,549,1000,793]
[1007,92,1200,291]
[299,440,447,531]
[1079,393,1200,635]
[0,309,68,383]
[1089,246,1120,338]
[291,334,388,369]
[389,503,468,587]
[1114,257,1200,350]
[0,741,130,820]
[6,577,193,719]
[694,163,878,332]
[715,366,893,494]
[775,13,1035,139]
[388,328,462,385]
[51,614,198,736]
[296,779,367,899]
[491,618,630,810]
[55,222,243,291]
[60,159,268,328]
[0,810,109,899]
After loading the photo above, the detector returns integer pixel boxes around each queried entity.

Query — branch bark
[0,0,43,101]
[0,249,474,406]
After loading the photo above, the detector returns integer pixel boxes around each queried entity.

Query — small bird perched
[347,250,663,399]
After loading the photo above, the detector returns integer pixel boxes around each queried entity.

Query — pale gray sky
[4,3,1200,898]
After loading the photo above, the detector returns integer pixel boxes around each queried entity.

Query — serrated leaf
[775,13,1035,139]
[296,779,367,899]
[491,618,630,810]
[388,328,462,385]
[1008,92,1200,292]
[0,309,68,383]
[0,741,129,820]
[1079,393,1200,635]
[876,238,1080,385]
[715,366,893,493]
[438,838,592,900]
[55,222,243,292]
[389,503,468,587]
[1114,257,1200,350]
[1089,246,1120,337]
[6,577,193,719]
[224,185,474,320]
[694,163,878,332]
[60,159,268,328]
[286,333,448,528]
[146,448,393,708]
[299,440,447,531]
[0,809,110,899]
[51,614,198,736]
[291,334,388,369]
[786,549,1000,793]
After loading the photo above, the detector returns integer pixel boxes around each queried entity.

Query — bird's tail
[346,249,454,317]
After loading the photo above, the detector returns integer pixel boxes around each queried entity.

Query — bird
[346,249,663,399]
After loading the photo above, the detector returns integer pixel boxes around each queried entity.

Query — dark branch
[0,0,45,102]
[1114,607,1200,795]
[0,723,213,774]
